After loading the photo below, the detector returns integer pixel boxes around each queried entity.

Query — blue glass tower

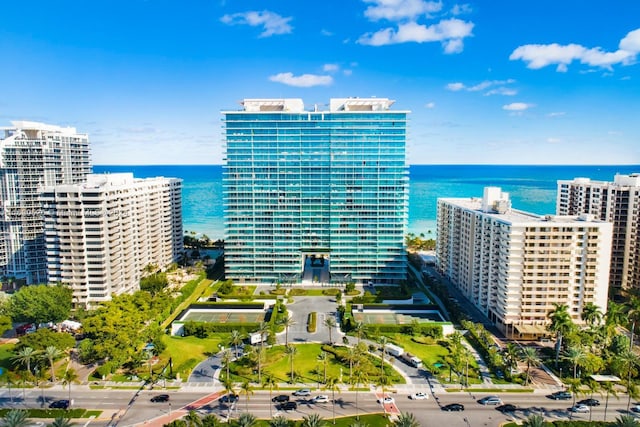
[223,98,408,285]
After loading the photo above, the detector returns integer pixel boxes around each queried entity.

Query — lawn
[160,334,228,379]
[251,413,389,426]
[227,343,405,386]
[0,342,16,371]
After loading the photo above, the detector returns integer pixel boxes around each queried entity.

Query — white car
[293,388,311,397]
[378,396,395,404]
[410,392,429,400]
[570,404,590,413]
[313,395,329,403]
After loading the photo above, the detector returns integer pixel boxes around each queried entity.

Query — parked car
[631,405,640,413]
[293,388,311,397]
[548,391,572,400]
[496,404,517,413]
[312,395,330,403]
[409,392,429,400]
[570,404,590,413]
[578,398,600,406]
[442,403,465,411]
[377,396,395,404]
[272,395,290,403]
[150,394,170,403]
[49,400,70,409]
[220,394,239,403]
[277,401,297,411]
[478,396,502,405]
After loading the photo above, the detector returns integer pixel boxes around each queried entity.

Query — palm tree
[350,422,370,427]
[279,316,296,346]
[352,368,369,421]
[616,349,640,411]
[1,410,29,427]
[614,414,640,427]
[285,345,297,383]
[318,351,328,383]
[606,301,627,341]
[12,347,39,375]
[324,317,336,345]
[61,369,78,403]
[230,330,243,358]
[255,322,270,384]
[236,412,257,427]
[565,378,584,418]
[522,414,545,427]
[378,336,388,382]
[221,349,233,382]
[301,413,326,427]
[393,412,420,427]
[345,347,358,383]
[269,416,290,427]
[503,343,519,378]
[519,346,540,386]
[47,417,75,427]
[323,376,341,425]
[548,303,573,367]
[563,346,587,380]
[239,380,254,412]
[582,302,603,329]
[184,411,202,427]
[200,415,220,427]
[602,379,620,422]
[352,321,365,344]
[263,375,278,419]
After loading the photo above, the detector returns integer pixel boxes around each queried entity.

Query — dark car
[49,399,70,409]
[578,398,600,406]
[272,395,290,403]
[151,394,170,403]
[220,394,239,403]
[496,404,517,413]
[442,403,464,411]
[277,401,297,411]
[548,391,572,400]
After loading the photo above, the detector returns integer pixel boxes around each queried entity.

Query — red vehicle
[16,324,35,336]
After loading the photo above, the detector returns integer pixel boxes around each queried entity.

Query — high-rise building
[0,121,91,285]
[557,174,640,292]
[437,187,612,339]
[222,98,408,285]
[42,173,183,306]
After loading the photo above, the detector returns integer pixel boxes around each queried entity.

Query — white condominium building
[557,174,640,292]
[437,187,612,339]
[42,173,183,307]
[0,121,91,285]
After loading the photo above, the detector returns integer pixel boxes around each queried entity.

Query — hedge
[182,321,259,337]
[307,312,317,333]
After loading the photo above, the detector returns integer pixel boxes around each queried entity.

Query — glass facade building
[222,98,408,285]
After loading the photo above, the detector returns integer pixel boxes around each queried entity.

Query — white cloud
[323,64,340,72]
[269,72,333,87]
[510,28,640,72]
[547,137,561,144]
[446,79,516,95]
[321,29,334,36]
[220,10,293,37]
[547,112,566,118]
[451,3,472,15]
[425,102,436,108]
[363,0,443,22]
[358,18,473,52]
[502,102,533,111]
[343,69,353,76]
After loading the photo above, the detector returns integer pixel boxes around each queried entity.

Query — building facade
[557,174,640,292]
[437,187,612,339]
[223,98,408,285]
[42,173,183,306]
[0,121,91,285]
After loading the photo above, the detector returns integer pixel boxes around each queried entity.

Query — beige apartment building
[0,121,91,285]
[557,173,640,292]
[42,173,183,307]
[436,187,612,339]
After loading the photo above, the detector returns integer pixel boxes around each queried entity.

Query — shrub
[307,312,317,333]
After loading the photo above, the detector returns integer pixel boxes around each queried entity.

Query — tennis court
[353,311,443,325]
[180,310,266,323]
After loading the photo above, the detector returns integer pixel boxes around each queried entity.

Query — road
[1,387,638,426]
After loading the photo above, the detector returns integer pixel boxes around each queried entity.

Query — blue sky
[1,0,639,165]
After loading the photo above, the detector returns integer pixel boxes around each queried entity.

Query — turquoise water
[93,165,640,240]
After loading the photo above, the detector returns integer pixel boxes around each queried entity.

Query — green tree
[324,317,336,345]
[519,346,540,386]
[269,416,290,427]
[47,417,74,427]
[139,272,168,295]
[17,329,75,352]
[345,346,358,383]
[62,369,78,403]
[12,347,39,374]
[42,346,62,382]
[352,321,366,344]
[9,284,72,325]
[254,322,270,384]
[301,413,325,427]
[378,336,388,383]
[1,410,29,427]
[285,345,297,383]
[221,349,233,383]
[236,413,257,427]
[0,315,12,337]
[262,374,278,419]
[279,316,295,346]
[615,414,640,427]
[318,351,328,383]
[563,346,587,380]
[200,415,219,427]
[393,413,419,427]
[239,380,254,412]
[352,368,369,421]
[548,303,574,367]
[522,414,545,427]
[323,376,340,425]
[230,330,243,358]
[184,411,202,427]
[582,302,603,329]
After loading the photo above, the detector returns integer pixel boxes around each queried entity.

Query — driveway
[279,296,338,345]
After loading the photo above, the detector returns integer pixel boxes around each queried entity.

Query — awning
[513,324,548,335]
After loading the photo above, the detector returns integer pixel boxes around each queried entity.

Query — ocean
[93,165,640,240]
